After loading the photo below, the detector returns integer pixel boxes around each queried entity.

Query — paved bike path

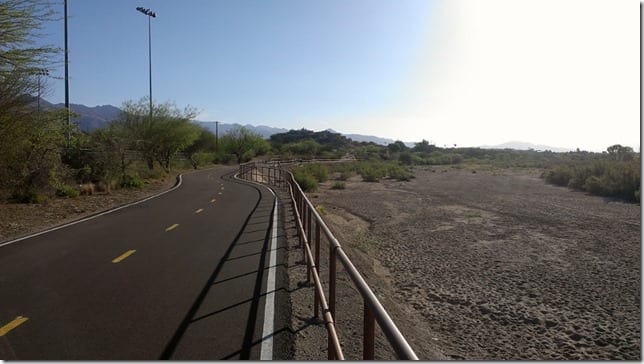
[0,167,291,360]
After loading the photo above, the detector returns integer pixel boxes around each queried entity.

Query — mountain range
[479,141,572,153]
[36,98,397,145]
[34,98,572,151]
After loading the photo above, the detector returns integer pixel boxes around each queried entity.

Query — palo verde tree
[220,126,270,164]
[113,98,200,172]
[0,0,67,202]
[0,0,57,113]
[183,126,218,168]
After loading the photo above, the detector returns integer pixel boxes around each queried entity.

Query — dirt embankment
[0,175,180,243]
[300,167,640,360]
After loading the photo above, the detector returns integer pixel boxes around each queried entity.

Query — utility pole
[64,0,70,146]
[215,121,219,151]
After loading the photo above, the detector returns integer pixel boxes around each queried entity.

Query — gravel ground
[0,175,181,243]
[299,166,641,360]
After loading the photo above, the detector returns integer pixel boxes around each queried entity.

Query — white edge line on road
[260,191,278,360]
[233,172,277,360]
[0,175,184,248]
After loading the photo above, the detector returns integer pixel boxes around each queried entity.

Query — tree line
[0,1,271,203]
[1,1,638,204]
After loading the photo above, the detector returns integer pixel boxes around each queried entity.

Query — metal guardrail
[239,161,418,360]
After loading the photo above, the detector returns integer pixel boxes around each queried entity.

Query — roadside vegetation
[1,1,639,204]
[0,1,271,203]
[273,130,640,202]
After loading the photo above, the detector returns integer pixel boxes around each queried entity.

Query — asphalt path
[0,166,292,360]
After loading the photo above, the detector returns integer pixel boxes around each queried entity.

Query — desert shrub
[293,164,329,182]
[387,164,414,181]
[120,174,145,188]
[544,158,640,202]
[190,152,215,168]
[10,191,48,204]
[331,182,346,190]
[213,153,236,165]
[398,151,413,165]
[545,167,573,186]
[55,184,80,198]
[360,166,384,182]
[293,171,318,192]
[337,171,352,181]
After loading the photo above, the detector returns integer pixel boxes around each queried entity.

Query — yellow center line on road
[0,316,28,336]
[112,250,136,263]
[166,223,179,232]
[195,208,204,214]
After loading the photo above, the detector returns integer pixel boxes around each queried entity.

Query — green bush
[56,184,80,198]
[120,174,145,188]
[545,168,573,186]
[544,159,640,202]
[10,191,48,204]
[360,167,383,182]
[294,171,318,192]
[331,182,346,190]
[337,171,352,181]
[293,164,329,182]
[213,153,236,165]
[387,165,414,181]
[399,151,413,165]
[583,175,603,195]
[191,152,215,168]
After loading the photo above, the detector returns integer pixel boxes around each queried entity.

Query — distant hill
[480,141,572,153]
[35,98,122,132]
[64,103,121,132]
[326,129,395,145]
[196,122,289,139]
[31,99,410,145]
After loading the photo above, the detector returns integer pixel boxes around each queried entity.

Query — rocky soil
[291,166,640,360]
[0,175,180,243]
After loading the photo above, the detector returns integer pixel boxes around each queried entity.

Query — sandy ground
[290,166,641,360]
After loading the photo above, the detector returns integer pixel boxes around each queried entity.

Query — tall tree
[114,98,200,171]
[0,0,58,113]
[0,0,63,201]
[221,126,270,164]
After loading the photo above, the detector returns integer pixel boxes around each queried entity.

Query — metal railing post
[306,204,313,285]
[314,222,321,318]
[329,246,337,319]
[245,161,417,361]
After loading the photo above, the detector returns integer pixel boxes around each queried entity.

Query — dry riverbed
[297,166,640,360]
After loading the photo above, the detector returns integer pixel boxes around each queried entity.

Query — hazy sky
[40,0,639,151]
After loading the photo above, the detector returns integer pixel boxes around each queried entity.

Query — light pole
[64,0,70,145]
[35,69,49,116]
[136,6,156,118]
[28,68,49,118]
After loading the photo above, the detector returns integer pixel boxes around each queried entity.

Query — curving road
[0,167,292,360]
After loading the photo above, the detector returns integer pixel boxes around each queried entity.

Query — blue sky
[41,1,433,125]
[40,0,639,151]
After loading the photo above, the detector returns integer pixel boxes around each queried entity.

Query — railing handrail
[284,166,418,360]
[238,160,418,360]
